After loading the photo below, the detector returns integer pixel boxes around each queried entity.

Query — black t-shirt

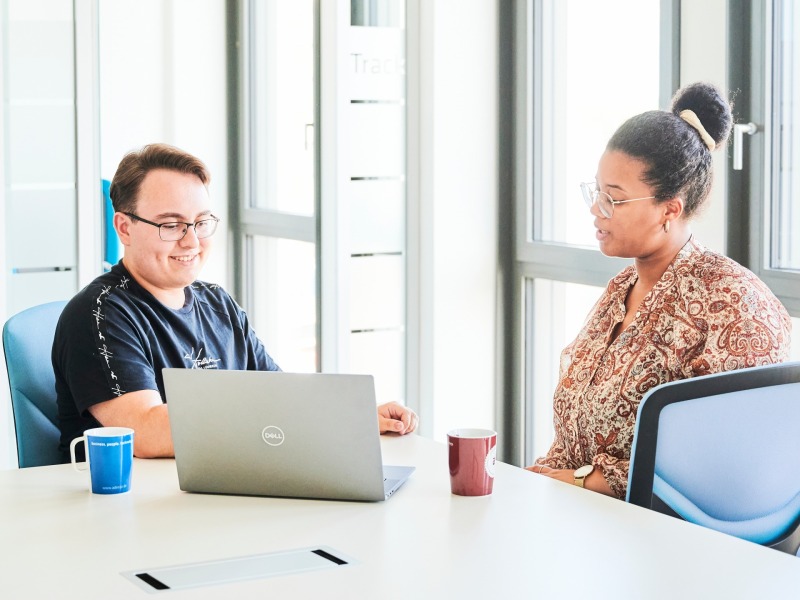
[53,261,279,460]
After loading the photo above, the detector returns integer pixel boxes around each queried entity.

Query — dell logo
[261,426,285,446]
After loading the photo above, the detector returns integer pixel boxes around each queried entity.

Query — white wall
[418,0,499,441]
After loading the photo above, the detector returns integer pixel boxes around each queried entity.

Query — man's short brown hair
[109,143,211,214]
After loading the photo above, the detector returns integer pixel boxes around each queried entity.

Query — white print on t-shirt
[92,306,104,328]
[89,271,139,396]
[184,347,222,369]
[97,285,112,303]
[98,344,113,367]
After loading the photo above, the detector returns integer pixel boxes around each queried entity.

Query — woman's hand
[525,464,615,496]
[525,465,574,484]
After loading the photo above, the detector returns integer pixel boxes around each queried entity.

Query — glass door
[240,0,318,373]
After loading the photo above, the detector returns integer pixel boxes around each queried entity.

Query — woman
[528,82,792,498]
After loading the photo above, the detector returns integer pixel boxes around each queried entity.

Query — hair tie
[679,109,716,151]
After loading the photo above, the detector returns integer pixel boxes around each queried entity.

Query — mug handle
[69,436,89,471]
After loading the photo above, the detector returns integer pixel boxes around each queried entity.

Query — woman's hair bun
[671,82,733,147]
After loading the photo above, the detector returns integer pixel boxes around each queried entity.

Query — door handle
[732,122,758,170]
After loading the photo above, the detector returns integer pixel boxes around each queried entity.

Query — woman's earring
[663,220,670,234]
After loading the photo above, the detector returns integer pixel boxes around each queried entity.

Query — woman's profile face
[590,150,668,260]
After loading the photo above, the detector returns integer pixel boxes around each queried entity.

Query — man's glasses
[124,212,220,241]
[580,182,656,219]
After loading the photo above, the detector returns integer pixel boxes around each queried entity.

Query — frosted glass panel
[350,330,404,404]
[7,105,76,184]
[344,5,406,397]
[7,189,76,268]
[348,104,404,177]
[249,236,317,373]
[350,255,404,331]
[7,271,76,316]
[8,0,73,21]
[8,22,74,99]
[349,180,404,254]
[348,26,405,101]
[4,0,78,316]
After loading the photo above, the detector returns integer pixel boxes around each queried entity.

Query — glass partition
[3,0,78,314]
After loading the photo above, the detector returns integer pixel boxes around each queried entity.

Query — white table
[0,434,798,598]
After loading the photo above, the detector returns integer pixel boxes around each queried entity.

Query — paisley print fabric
[535,238,792,498]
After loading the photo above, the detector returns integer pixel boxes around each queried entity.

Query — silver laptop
[162,369,415,502]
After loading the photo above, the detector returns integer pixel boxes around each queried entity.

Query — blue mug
[70,427,134,494]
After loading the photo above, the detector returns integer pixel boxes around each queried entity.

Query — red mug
[448,429,497,496]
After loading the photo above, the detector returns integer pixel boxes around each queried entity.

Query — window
[238,0,318,372]
[250,1,315,216]
[773,0,800,272]
[534,0,661,247]
[514,0,674,464]
[527,280,604,458]
[729,0,800,322]
[247,236,317,372]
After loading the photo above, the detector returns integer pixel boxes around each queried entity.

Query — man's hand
[377,402,418,435]
[88,390,174,458]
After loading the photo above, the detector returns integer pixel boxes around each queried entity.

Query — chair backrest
[627,361,800,554]
[102,178,122,271]
[2,301,68,467]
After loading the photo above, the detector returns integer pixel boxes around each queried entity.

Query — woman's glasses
[580,182,655,218]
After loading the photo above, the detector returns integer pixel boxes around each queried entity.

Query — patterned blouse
[535,238,792,498]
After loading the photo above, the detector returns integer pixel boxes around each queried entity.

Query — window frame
[729,0,800,316]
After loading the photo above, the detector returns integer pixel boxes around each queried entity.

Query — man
[54,143,417,460]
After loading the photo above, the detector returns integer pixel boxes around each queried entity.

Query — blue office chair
[102,178,122,271]
[2,301,68,467]
[627,361,800,556]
